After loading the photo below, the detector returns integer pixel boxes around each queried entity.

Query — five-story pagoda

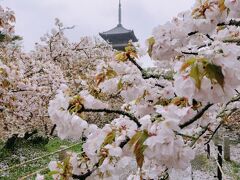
[99,0,138,51]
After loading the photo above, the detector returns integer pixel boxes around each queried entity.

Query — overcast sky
[1,0,194,51]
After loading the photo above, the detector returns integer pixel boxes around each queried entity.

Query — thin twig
[50,124,57,136]
[225,94,240,107]
[175,131,197,140]
[190,124,210,147]
[204,123,222,145]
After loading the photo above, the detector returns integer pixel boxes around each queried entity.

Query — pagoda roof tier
[99,24,138,43]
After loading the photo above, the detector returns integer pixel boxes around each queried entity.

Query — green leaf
[205,63,224,88]
[189,63,202,89]
[57,162,64,169]
[2,79,10,88]
[180,58,196,72]
[117,79,123,90]
[97,131,116,166]
[98,156,106,166]
[101,131,116,147]
[128,130,149,168]
[48,170,59,176]
[63,156,71,168]
[147,37,155,57]
[128,131,142,147]
[134,132,148,168]
[106,69,117,79]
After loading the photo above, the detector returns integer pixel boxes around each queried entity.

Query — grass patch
[229,161,240,179]
[191,154,210,170]
[0,137,82,180]
[45,138,82,153]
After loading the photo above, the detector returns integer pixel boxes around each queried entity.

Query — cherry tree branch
[181,51,199,55]
[71,97,215,179]
[188,31,198,36]
[80,107,141,127]
[188,31,214,41]
[197,43,212,50]
[72,137,130,179]
[155,83,165,88]
[218,19,240,27]
[179,103,213,129]
[72,169,97,180]
[127,54,173,81]
[223,39,240,45]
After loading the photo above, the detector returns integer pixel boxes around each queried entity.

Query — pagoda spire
[118,0,122,25]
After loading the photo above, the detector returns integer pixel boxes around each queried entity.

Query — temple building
[99,0,138,51]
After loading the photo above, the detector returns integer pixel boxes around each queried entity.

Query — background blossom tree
[0,9,116,140]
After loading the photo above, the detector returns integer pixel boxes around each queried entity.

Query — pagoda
[99,0,138,51]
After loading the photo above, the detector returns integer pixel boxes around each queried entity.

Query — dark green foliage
[0,31,22,43]
[0,32,5,42]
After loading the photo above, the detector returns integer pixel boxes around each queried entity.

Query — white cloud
[1,0,194,51]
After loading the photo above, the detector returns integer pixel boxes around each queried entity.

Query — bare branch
[204,123,222,145]
[175,131,197,140]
